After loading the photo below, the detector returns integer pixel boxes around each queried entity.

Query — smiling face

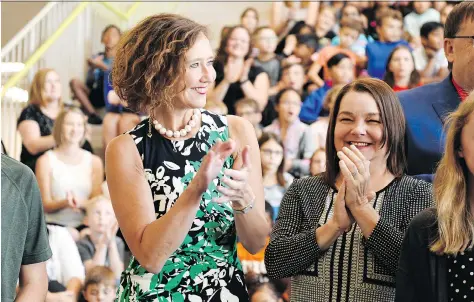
[329,57,355,85]
[334,90,387,166]
[61,111,85,146]
[276,89,302,124]
[226,27,251,59]
[177,33,216,109]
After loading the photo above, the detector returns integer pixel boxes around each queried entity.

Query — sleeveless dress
[117,110,248,301]
[44,149,93,227]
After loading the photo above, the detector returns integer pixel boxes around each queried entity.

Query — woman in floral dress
[105,14,269,301]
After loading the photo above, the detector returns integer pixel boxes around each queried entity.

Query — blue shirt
[299,83,332,124]
[366,40,410,79]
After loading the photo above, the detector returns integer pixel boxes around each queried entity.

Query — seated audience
[17,68,93,173]
[300,53,355,123]
[413,21,449,83]
[265,78,434,301]
[264,89,313,177]
[309,148,326,176]
[210,25,269,114]
[235,98,263,139]
[383,45,421,92]
[46,224,85,302]
[76,196,124,280]
[240,7,259,35]
[259,133,294,218]
[396,96,474,302]
[366,8,410,79]
[81,266,116,302]
[404,1,440,48]
[70,25,122,124]
[253,26,283,87]
[35,108,103,234]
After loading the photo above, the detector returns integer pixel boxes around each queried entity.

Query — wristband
[231,198,255,214]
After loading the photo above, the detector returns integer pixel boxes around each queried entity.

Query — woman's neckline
[51,148,86,167]
[331,174,399,194]
[151,108,204,142]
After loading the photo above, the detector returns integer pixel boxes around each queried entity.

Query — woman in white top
[36,108,103,232]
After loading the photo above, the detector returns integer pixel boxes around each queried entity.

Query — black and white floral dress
[116,110,248,302]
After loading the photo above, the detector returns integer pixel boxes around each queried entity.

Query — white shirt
[412,47,448,77]
[404,8,440,38]
[46,225,85,285]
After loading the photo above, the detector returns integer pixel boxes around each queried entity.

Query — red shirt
[452,77,469,101]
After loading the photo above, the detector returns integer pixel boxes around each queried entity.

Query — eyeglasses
[261,149,283,157]
[449,36,474,45]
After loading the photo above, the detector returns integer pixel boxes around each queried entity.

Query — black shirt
[17,104,93,172]
[214,60,265,115]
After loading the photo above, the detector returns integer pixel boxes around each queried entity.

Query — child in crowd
[314,5,337,49]
[264,88,313,177]
[309,148,326,176]
[284,34,319,72]
[307,84,343,153]
[258,133,294,217]
[237,201,274,286]
[383,45,421,92]
[308,17,361,87]
[413,21,448,83]
[204,99,228,115]
[366,8,410,79]
[253,27,283,86]
[440,3,454,24]
[70,25,122,124]
[82,266,116,302]
[234,98,263,139]
[250,283,280,302]
[240,7,259,35]
[269,63,307,98]
[76,196,125,280]
[300,53,355,123]
[404,1,440,47]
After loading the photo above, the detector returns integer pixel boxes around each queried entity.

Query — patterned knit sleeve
[265,179,323,279]
[365,178,434,275]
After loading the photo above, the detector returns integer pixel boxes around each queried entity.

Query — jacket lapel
[431,75,461,125]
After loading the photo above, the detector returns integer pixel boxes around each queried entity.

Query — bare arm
[90,155,104,198]
[227,116,269,253]
[105,133,234,273]
[35,154,70,213]
[18,120,55,155]
[307,62,325,88]
[305,2,320,26]
[208,80,231,104]
[271,2,289,36]
[83,244,108,272]
[240,73,270,112]
[15,262,49,302]
[65,277,83,299]
[107,239,124,279]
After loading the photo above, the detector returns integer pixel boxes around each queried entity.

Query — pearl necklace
[152,109,200,138]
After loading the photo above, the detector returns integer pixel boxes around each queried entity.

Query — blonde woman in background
[396,98,474,302]
[36,108,103,239]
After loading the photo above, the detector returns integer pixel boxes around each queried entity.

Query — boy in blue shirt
[366,8,410,79]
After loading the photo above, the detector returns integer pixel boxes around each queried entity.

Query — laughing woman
[396,97,474,302]
[265,78,434,302]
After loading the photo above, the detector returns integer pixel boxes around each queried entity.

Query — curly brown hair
[112,14,207,113]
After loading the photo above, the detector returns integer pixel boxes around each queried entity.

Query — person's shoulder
[292,174,330,192]
[408,207,438,231]
[398,78,446,102]
[227,115,255,139]
[1,154,35,189]
[17,104,40,123]
[395,175,434,199]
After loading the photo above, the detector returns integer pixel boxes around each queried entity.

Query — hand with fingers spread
[193,139,236,194]
[337,145,376,210]
[333,181,355,232]
[213,145,255,210]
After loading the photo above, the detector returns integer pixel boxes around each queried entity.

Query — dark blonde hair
[112,14,207,113]
[84,266,116,289]
[52,107,86,146]
[216,25,252,65]
[29,68,63,108]
[324,78,406,187]
[431,97,474,255]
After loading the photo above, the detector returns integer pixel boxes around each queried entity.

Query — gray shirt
[76,235,125,266]
[1,154,52,302]
[254,56,283,86]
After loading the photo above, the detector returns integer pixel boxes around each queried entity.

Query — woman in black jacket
[396,98,474,302]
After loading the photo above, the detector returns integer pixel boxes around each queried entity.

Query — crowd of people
[2,1,474,302]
